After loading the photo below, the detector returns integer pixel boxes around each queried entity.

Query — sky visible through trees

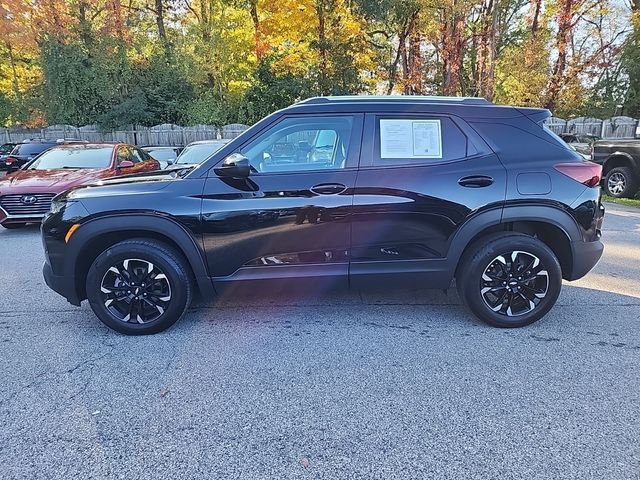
[0,0,638,128]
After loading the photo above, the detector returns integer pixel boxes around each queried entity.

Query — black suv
[42,96,605,334]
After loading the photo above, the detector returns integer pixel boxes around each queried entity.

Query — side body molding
[66,213,214,299]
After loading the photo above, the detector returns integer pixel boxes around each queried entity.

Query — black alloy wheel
[480,250,549,317]
[86,239,193,335]
[457,234,562,328]
[100,258,172,324]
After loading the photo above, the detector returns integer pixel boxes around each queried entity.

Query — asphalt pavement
[0,203,639,479]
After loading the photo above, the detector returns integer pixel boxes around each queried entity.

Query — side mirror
[118,160,135,169]
[215,153,250,178]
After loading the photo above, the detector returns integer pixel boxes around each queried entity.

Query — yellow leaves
[257,0,373,86]
[494,38,550,107]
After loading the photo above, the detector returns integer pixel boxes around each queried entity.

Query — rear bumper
[567,239,604,281]
[43,261,81,306]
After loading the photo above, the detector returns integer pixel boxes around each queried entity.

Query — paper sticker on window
[380,119,442,159]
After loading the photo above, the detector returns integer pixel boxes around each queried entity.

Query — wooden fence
[3,116,639,145]
[544,116,638,138]
[0,123,250,146]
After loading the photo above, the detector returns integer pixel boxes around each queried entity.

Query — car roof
[298,95,492,106]
[49,143,120,150]
[279,95,543,120]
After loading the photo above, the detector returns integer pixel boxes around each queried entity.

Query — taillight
[554,162,602,187]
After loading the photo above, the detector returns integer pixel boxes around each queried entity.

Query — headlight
[49,199,73,215]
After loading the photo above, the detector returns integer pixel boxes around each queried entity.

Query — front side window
[117,146,132,164]
[240,116,354,173]
[129,148,144,163]
[373,116,467,166]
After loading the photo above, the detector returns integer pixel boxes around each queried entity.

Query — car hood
[63,168,187,201]
[0,168,111,193]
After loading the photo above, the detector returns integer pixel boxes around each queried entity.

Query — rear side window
[373,116,467,166]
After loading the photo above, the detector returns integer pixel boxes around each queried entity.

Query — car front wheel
[86,239,193,335]
[457,234,562,328]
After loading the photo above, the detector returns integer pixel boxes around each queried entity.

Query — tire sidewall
[461,236,562,328]
[605,167,638,198]
[86,243,190,335]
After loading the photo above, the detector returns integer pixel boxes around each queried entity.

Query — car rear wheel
[604,166,639,198]
[1,222,28,229]
[457,234,562,328]
[86,239,193,335]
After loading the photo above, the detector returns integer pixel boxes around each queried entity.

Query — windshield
[176,143,225,165]
[147,149,177,161]
[12,143,53,156]
[28,146,114,170]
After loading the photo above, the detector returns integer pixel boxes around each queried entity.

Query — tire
[604,166,639,198]
[457,234,562,328]
[1,222,28,229]
[86,238,193,335]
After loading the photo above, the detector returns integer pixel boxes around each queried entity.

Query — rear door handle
[310,183,347,195]
[458,175,494,188]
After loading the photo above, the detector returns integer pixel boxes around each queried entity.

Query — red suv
[0,143,160,229]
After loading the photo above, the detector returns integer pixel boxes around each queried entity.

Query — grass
[602,194,640,208]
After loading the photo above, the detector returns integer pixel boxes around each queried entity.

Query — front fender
[65,213,214,299]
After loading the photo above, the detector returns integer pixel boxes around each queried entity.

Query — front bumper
[43,260,81,306]
[567,239,604,281]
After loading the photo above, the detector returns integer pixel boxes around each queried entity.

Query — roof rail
[298,95,492,105]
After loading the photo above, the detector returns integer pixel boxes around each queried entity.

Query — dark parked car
[559,133,600,157]
[0,143,160,228]
[142,146,183,169]
[0,142,17,163]
[174,139,228,167]
[1,139,86,172]
[42,96,604,334]
[591,139,640,198]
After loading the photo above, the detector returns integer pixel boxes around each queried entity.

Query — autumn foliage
[0,0,635,128]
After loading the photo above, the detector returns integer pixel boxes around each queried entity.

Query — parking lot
[0,203,638,479]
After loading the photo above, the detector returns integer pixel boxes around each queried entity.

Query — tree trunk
[442,6,466,96]
[249,0,262,61]
[404,11,422,95]
[316,0,328,94]
[78,1,92,48]
[200,0,210,42]
[6,42,20,99]
[475,0,498,99]
[154,0,170,57]
[528,0,542,36]
[545,0,573,111]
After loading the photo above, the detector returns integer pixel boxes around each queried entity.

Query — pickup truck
[591,139,640,198]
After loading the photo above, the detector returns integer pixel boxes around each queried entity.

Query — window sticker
[380,119,442,159]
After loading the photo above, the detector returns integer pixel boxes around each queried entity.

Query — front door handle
[458,175,494,188]
[310,183,347,195]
